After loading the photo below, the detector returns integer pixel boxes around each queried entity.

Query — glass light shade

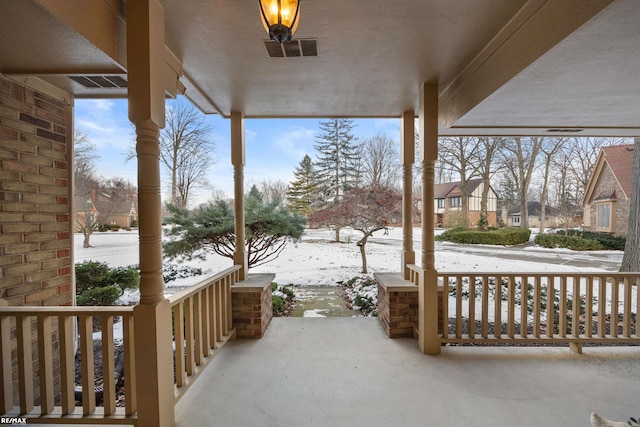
[259,0,300,43]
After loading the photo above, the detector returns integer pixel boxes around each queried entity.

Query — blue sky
[75,97,401,206]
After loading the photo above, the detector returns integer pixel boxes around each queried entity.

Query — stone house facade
[583,144,634,237]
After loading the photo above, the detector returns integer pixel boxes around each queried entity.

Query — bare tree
[475,137,501,229]
[360,133,400,188]
[620,137,640,272]
[74,129,99,181]
[438,136,480,221]
[73,129,99,247]
[162,98,215,208]
[499,137,544,229]
[254,179,289,206]
[538,137,567,232]
[75,177,137,248]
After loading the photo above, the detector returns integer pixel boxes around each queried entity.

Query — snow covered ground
[75,226,622,295]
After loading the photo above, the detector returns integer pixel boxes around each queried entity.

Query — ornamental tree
[309,185,402,273]
[163,186,306,268]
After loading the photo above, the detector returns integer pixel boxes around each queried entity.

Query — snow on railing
[168,265,240,403]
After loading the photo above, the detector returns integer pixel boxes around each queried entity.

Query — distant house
[504,202,564,229]
[434,179,498,227]
[74,189,138,232]
[582,144,634,236]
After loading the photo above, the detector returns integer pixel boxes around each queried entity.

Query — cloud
[268,126,315,160]
[82,99,115,112]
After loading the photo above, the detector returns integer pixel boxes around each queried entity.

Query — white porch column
[231,112,248,280]
[401,111,416,279]
[127,1,175,425]
[418,83,441,355]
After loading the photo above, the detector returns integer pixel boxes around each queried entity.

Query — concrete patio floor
[175,317,640,427]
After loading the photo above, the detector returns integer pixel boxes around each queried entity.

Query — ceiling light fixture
[259,0,300,44]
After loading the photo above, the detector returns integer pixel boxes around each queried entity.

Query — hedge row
[534,233,603,251]
[555,229,626,250]
[436,227,531,245]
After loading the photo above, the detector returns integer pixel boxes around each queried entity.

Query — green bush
[436,227,530,245]
[534,233,603,250]
[109,266,140,291]
[76,285,122,306]
[555,229,625,250]
[75,261,112,293]
[272,283,295,316]
[75,261,140,306]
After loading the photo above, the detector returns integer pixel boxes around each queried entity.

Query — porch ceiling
[1,0,639,136]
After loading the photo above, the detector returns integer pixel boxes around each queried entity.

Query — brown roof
[434,179,483,199]
[602,144,634,197]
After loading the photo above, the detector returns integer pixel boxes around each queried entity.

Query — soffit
[1,0,638,137]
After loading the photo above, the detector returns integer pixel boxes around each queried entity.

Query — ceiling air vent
[69,75,128,89]
[546,128,583,133]
[265,39,318,58]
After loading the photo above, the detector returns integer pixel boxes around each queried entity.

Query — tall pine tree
[286,154,320,217]
[313,119,358,241]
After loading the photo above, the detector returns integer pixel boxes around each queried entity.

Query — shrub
[109,266,140,291]
[555,229,625,250]
[76,285,122,306]
[272,283,295,316]
[436,227,530,245]
[534,233,603,250]
[75,261,112,293]
[162,264,203,283]
[341,275,378,317]
[443,210,468,228]
[75,261,140,306]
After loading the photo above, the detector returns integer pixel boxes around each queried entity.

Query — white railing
[438,272,639,349]
[0,306,137,423]
[169,265,240,403]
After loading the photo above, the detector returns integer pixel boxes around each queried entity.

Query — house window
[437,198,445,209]
[449,197,461,208]
[512,215,520,225]
[597,203,612,229]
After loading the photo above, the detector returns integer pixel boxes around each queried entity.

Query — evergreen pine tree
[286,154,320,217]
[313,119,358,241]
[313,119,359,205]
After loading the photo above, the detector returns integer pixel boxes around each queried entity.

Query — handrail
[436,271,639,351]
[169,265,241,306]
[170,265,240,403]
[0,306,137,423]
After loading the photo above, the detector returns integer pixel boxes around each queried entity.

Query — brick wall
[231,274,274,339]
[375,272,445,339]
[1,76,73,407]
[0,76,72,307]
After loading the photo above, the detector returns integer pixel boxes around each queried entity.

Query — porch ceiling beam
[439,0,614,129]
[35,0,126,66]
